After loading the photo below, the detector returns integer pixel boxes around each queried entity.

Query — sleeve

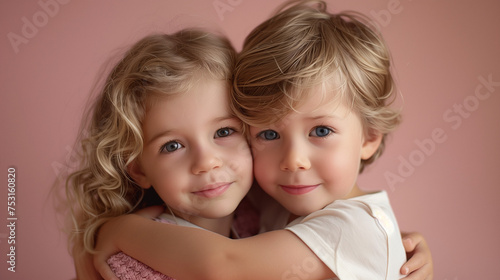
[107,218,177,280]
[107,252,175,280]
[285,201,390,279]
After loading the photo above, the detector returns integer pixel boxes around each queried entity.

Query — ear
[360,131,383,160]
[127,159,152,189]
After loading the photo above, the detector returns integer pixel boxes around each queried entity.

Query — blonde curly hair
[66,29,235,253]
[231,0,401,172]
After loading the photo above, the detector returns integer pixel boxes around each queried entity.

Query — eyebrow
[146,115,240,145]
[305,115,341,121]
[147,130,175,146]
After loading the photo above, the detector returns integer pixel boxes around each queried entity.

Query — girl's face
[249,87,381,216]
[132,78,253,222]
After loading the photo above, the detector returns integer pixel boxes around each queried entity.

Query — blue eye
[257,130,279,140]
[310,126,333,137]
[215,127,235,138]
[160,141,183,153]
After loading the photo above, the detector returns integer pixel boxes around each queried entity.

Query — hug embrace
[66,1,434,279]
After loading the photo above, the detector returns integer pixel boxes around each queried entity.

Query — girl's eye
[257,130,280,140]
[310,126,333,137]
[160,141,183,153]
[215,127,235,138]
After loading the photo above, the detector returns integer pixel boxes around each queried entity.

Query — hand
[93,216,124,280]
[93,206,165,280]
[400,232,434,280]
[72,237,103,280]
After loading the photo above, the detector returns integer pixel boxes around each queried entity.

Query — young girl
[66,29,258,279]
[93,1,433,279]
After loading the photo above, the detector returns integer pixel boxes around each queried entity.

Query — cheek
[148,162,186,194]
[153,181,182,208]
[226,139,253,169]
[251,150,274,185]
[317,148,360,184]
[229,149,254,182]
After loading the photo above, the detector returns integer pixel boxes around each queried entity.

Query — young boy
[94,1,433,279]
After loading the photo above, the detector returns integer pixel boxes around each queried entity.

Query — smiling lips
[193,182,231,198]
[280,184,319,195]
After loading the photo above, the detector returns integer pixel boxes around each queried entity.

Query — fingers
[93,217,126,280]
[72,237,104,280]
[402,263,433,280]
[135,205,165,219]
[94,254,119,280]
[402,232,424,253]
[400,232,433,279]
[74,250,103,280]
[400,245,426,275]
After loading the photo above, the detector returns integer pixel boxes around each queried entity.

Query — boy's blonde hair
[66,29,235,253]
[231,0,401,172]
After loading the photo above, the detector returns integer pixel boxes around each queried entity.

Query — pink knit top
[108,251,175,280]
[107,198,260,279]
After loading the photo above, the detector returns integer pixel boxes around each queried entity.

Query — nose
[191,145,223,174]
[279,140,311,172]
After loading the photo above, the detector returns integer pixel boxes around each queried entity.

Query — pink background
[1,0,499,279]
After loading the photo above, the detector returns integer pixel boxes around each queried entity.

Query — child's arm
[94,212,434,280]
[401,232,434,279]
[95,214,334,280]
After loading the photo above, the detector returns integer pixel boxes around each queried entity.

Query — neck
[287,183,368,224]
[344,183,367,199]
[170,208,234,237]
[190,214,235,237]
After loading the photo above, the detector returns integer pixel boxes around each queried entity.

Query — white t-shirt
[284,191,406,279]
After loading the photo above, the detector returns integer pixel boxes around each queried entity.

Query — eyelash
[256,125,335,140]
[215,127,236,138]
[310,126,335,138]
[159,140,183,153]
[256,130,279,140]
[159,126,238,154]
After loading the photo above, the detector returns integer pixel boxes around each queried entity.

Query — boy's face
[249,87,380,216]
[132,78,253,222]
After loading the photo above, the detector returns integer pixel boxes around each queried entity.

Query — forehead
[143,79,230,130]
[149,78,228,108]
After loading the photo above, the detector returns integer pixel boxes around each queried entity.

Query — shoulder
[283,192,403,278]
[286,192,398,245]
[302,192,392,224]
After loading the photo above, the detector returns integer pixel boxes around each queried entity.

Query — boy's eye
[310,126,333,137]
[215,127,235,138]
[160,141,183,153]
[257,130,280,140]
